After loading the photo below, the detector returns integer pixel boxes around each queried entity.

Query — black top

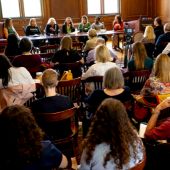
[26,25,41,36]
[61,24,75,34]
[31,94,73,139]
[45,24,59,35]
[86,87,133,115]
[154,25,164,42]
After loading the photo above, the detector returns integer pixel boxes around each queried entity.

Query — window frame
[0,0,43,19]
[86,0,120,16]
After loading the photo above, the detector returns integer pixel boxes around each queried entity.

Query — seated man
[145,97,170,141]
[31,69,73,139]
[86,37,117,66]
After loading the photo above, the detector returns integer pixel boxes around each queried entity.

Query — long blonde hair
[143,25,155,40]
[132,42,147,70]
[60,36,72,50]
[95,44,112,63]
[154,54,170,82]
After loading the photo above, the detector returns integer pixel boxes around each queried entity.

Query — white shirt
[0,67,35,88]
[81,62,118,80]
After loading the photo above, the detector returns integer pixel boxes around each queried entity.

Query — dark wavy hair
[0,105,44,169]
[83,98,140,169]
[0,55,12,87]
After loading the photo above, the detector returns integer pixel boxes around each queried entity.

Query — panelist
[62,17,75,34]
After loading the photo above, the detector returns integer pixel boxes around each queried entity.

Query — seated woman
[142,25,156,44]
[25,18,41,36]
[154,17,164,42]
[3,18,19,39]
[62,17,75,34]
[82,44,117,80]
[86,67,133,116]
[0,55,35,112]
[128,42,153,71]
[32,69,73,139]
[83,29,98,52]
[12,37,42,78]
[112,15,124,50]
[145,97,170,140]
[51,36,84,77]
[141,53,170,96]
[0,105,68,169]
[4,34,21,60]
[79,98,145,170]
[45,17,60,45]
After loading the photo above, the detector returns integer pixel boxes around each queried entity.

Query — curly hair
[83,98,140,169]
[0,105,44,169]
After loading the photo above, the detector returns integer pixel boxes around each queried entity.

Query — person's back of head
[132,42,147,70]
[0,55,12,87]
[4,18,12,28]
[88,29,97,39]
[84,98,140,169]
[42,69,59,89]
[154,17,162,26]
[96,37,105,45]
[154,53,170,82]
[0,105,44,169]
[144,25,155,40]
[19,37,32,53]
[60,35,72,50]
[95,44,112,63]
[7,34,19,47]
[164,23,170,33]
[103,67,124,89]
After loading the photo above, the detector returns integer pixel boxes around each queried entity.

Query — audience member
[145,97,170,140]
[4,34,21,59]
[128,42,153,71]
[82,44,117,80]
[0,55,35,112]
[0,105,68,170]
[83,29,98,52]
[62,17,75,34]
[25,18,41,36]
[141,53,170,96]
[86,37,117,65]
[112,15,124,50]
[154,17,164,42]
[51,36,83,77]
[79,98,144,170]
[12,37,42,77]
[142,25,156,44]
[155,22,170,56]
[3,18,19,39]
[31,69,73,139]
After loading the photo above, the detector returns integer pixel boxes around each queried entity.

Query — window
[87,0,119,15]
[0,0,42,18]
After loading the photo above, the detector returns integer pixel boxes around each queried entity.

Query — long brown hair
[83,98,140,169]
[0,105,44,169]
[132,42,147,70]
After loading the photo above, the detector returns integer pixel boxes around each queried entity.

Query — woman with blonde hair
[62,17,75,34]
[82,44,117,80]
[142,25,156,43]
[25,18,41,36]
[128,42,153,71]
[141,53,170,96]
[45,17,59,35]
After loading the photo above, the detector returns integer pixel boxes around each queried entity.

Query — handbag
[60,70,73,81]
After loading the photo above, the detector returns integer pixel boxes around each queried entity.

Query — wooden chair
[56,77,81,105]
[39,44,59,53]
[40,107,79,158]
[124,70,151,94]
[40,52,54,63]
[130,153,146,170]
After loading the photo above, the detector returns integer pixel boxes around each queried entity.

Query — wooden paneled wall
[0,0,166,35]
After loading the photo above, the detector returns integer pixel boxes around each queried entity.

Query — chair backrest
[130,153,146,170]
[56,77,81,104]
[125,70,151,93]
[0,22,4,39]
[133,31,144,43]
[59,62,83,78]
[40,52,54,63]
[41,107,76,122]
[40,44,59,53]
